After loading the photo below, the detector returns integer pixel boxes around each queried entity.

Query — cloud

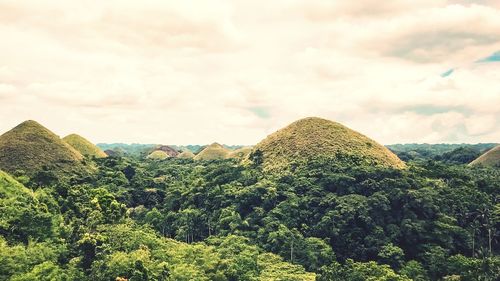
[0,0,499,144]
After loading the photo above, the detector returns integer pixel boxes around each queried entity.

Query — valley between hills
[0,117,498,280]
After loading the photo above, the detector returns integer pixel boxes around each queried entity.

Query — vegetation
[146,150,170,160]
[63,134,107,158]
[194,143,230,160]
[251,117,405,171]
[227,146,253,160]
[177,150,195,159]
[0,119,499,280]
[0,120,88,178]
[387,143,497,162]
[470,145,500,167]
[97,143,156,157]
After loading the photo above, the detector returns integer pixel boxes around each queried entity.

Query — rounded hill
[251,117,405,171]
[147,150,170,160]
[153,145,179,157]
[63,134,107,158]
[227,146,253,160]
[177,150,195,159]
[0,120,87,177]
[469,145,500,167]
[194,143,230,160]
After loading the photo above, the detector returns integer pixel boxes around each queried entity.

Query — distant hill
[194,143,230,160]
[227,146,253,160]
[177,150,195,159]
[0,120,88,178]
[147,150,170,160]
[387,143,498,162]
[97,143,156,157]
[63,134,107,158]
[469,145,500,167]
[251,117,405,171]
[151,145,179,157]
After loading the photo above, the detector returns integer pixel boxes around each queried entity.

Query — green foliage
[0,171,55,242]
[1,138,500,280]
[387,143,497,162]
[63,134,107,158]
[318,260,411,281]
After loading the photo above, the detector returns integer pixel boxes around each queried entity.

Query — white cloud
[0,0,499,144]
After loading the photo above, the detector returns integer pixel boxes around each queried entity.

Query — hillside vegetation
[251,117,405,171]
[227,146,252,160]
[0,120,88,178]
[194,143,230,160]
[177,150,195,159]
[63,134,107,158]
[146,150,169,160]
[0,167,315,280]
[470,145,500,167]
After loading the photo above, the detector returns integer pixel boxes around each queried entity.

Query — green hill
[251,117,405,171]
[0,170,30,198]
[227,146,253,160]
[177,150,195,159]
[147,150,169,160]
[63,134,107,158]
[194,143,230,160]
[0,120,87,178]
[469,145,500,167]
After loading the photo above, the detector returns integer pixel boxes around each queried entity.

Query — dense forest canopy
[1,152,499,280]
[0,119,498,280]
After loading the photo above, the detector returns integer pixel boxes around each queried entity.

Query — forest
[1,152,499,280]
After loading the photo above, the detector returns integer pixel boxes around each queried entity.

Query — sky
[1,0,499,145]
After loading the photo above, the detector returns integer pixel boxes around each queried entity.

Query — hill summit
[194,143,230,160]
[0,120,87,177]
[251,117,405,171]
[469,145,500,167]
[63,134,107,158]
[177,150,195,159]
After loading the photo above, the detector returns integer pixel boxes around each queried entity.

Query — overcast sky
[1,0,499,145]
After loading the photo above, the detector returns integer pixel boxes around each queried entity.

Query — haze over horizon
[1,0,499,145]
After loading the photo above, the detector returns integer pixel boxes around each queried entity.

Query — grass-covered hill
[251,117,405,171]
[63,134,107,158]
[194,142,230,160]
[227,146,253,160]
[0,120,88,178]
[146,150,169,160]
[0,169,30,198]
[151,145,179,157]
[469,145,500,167]
[177,150,195,159]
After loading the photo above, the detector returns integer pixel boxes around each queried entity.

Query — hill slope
[0,169,30,197]
[469,145,500,167]
[147,150,169,160]
[0,120,87,177]
[177,150,195,159]
[194,143,230,160]
[227,146,253,160]
[153,145,179,157]
[251,117,405,171]
[63,134,107,158]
